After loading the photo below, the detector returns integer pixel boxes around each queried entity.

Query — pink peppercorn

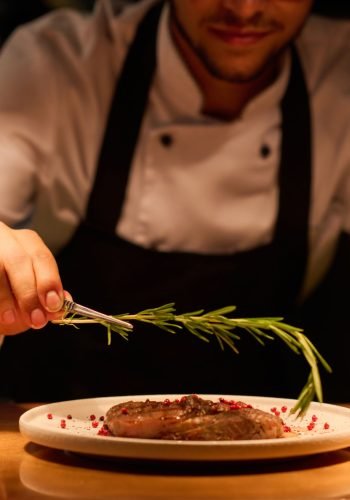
[311,415,318,422]
[67,414,72,420]
[89,414,96,421]
[92,421,99,428]
[281,406,288,413]
[60,420,66,429]
[98,425,110,436]
[229,404,240,410]
[324,422,330,429]
[47,413,53,420]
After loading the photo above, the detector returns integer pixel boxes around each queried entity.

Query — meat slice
[105,399,188,438]
[160,408,283,440]
[104,395,284,440]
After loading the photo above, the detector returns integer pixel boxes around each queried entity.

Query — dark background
[0,0,349,43]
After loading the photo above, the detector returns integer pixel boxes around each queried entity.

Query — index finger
[15,228,65,313]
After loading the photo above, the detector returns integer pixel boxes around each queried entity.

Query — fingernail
[2,309,16,324]
[46,291,62,312]
[31,308,46,328]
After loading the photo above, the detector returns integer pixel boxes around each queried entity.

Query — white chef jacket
[0,0,349,300]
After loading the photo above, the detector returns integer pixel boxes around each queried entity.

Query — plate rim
[19,394,350,461]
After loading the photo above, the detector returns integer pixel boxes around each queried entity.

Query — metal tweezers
[63,299,133,330]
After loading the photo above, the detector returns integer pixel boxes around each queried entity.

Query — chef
[0,0,349,401]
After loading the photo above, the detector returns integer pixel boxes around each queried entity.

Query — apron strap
[273,46,311,298]
[85,0,164,229]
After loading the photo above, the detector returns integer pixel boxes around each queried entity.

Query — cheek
[284,12,311,38]
[172,1,211,37]
[271,3,313,42]
[188,0,209,5]
[279,1,313,27]
[178,0,217,16]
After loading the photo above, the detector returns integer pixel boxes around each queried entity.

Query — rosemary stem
[53,304,331,417]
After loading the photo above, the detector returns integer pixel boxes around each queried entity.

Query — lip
[208,26,272,47]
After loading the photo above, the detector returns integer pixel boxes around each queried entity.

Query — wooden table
[1,402,350,499]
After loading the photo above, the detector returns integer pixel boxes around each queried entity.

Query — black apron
[1,1,318,402]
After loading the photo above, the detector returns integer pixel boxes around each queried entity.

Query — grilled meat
[104,395,284,440]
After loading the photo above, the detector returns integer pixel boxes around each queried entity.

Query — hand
[0,222,66,335]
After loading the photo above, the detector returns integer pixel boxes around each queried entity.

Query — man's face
[170,0,313,83]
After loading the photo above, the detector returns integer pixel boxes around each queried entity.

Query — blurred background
[0,0,349,44]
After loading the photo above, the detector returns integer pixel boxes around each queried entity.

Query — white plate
[19,395,350,461]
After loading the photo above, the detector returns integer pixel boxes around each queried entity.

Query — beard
[190,42,282,83]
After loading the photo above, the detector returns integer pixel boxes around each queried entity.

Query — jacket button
[260,144,271,158]
[160,133,174,147]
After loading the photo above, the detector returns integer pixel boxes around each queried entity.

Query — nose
[222,0,268,17]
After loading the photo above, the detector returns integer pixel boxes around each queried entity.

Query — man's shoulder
[298,15,350,68]
[6,0,156,61]
[301,15,350,46]
[297,15,350,91]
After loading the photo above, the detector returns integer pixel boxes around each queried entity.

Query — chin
[206,63,268,84]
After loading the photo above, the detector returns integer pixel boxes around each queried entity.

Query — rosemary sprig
[54,303,331,417]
